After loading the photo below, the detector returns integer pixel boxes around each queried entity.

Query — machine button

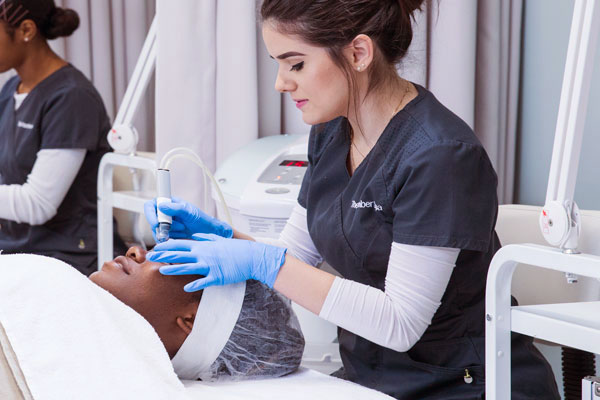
[266,187,290,194]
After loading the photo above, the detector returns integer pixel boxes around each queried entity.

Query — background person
[0,0,125,275]
[146,0,559,398]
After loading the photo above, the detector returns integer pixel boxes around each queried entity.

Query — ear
[17,19,38,43]
[175,311,195,336]
[345,34,375,72]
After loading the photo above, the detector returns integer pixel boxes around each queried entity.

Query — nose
[126,246,147,263]
[274,70,296,93]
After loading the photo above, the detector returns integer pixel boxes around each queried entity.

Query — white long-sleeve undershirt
[256,204,323,267]
[0,149,86,225]
[320,243,458,352]
[14,91,27,109]
[256,202,459,352]
[0,92,86,225]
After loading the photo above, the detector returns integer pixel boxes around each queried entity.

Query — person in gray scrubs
[146,1,561,398]
[0,0,125,275]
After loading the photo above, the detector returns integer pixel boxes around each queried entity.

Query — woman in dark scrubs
[145,1,560,398]
[0,0,125,275]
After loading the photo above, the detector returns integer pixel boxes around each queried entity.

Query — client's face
[90,246,201,357]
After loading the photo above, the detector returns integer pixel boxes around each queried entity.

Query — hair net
[171,280,304,381]
[207,280,304,380]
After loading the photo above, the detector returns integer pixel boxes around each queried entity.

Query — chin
[301,111,334,126]
[88,271,100,283]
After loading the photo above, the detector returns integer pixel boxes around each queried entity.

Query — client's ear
[175,312,195,335]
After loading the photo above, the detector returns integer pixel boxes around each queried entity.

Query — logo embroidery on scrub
[351,200,383,212]
[17,121,34,130]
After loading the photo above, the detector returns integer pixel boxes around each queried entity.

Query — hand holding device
[144,197,233,240]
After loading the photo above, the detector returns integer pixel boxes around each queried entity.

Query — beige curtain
[0,1,523,201]
[155,0,218,207]
[191,0,522,206]
[474,0,523,204]
[156,0,316,209]
[428,0,478,128]
[423,0,523,204]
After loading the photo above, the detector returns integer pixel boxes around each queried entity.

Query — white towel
[0,254,188,400]
[182,367,394,399]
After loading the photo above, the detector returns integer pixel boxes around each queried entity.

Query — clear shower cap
[171,280,304,381]
[207,280,305,380]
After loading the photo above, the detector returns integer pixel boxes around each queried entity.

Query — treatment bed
[0,254,392,400]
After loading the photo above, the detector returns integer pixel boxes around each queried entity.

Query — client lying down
[90,246,305,381]
[0,246,304,392]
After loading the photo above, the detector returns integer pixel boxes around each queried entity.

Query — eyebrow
[270,51,306,60]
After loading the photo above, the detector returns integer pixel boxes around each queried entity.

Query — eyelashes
[290,61,304,72]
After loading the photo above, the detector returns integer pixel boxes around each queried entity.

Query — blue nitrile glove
[146,233,287,292]
[144,197,233,240]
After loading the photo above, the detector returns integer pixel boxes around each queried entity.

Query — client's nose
[126,246,147,263]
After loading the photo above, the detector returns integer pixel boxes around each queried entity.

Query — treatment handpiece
[156,168,172,243]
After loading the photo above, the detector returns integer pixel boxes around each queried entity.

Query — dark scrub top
[0,64,126,276]
[298,84,559,399]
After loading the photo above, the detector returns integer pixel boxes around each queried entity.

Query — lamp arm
[108,17,157,154]
[540,0,600,252]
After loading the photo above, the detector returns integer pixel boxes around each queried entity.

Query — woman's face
[90,246,201,357]
[90,246,200,317]
[262,22,350,125]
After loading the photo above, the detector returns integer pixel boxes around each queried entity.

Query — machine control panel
[257,153,308,185]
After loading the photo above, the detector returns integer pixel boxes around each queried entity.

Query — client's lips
[113,256,133,275]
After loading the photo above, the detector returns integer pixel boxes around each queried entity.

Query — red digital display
[279,160,308,167]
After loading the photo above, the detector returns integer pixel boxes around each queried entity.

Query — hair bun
[41,7,80,39]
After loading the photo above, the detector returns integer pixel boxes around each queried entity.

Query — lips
[113,256,133,275]
[294,99,308,109]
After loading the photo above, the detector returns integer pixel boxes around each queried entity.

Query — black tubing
[562,346,596,400]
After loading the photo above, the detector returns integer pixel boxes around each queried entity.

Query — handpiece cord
[159,148,233,226]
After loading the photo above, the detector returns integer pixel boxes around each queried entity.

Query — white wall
[517,0,600,209]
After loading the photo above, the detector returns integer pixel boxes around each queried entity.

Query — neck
[347,75,410,148]
[15,42,67,93]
